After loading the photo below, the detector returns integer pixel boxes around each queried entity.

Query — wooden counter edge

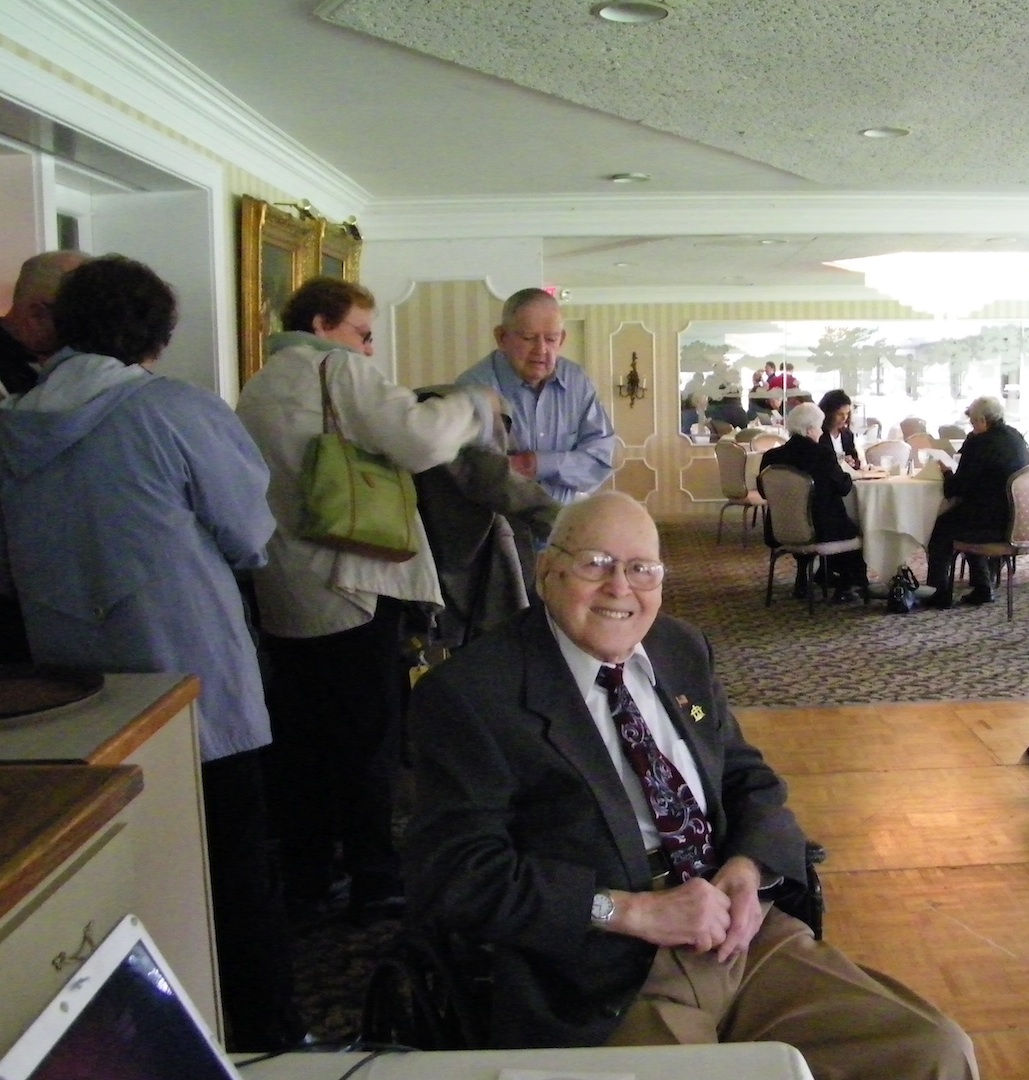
[87,675,202,766]
[0,764,144,917]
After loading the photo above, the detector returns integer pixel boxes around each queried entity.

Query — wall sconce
[617,352,647,407]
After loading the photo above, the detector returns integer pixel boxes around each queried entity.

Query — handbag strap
[318,355,348,439]
[898,564,919,590]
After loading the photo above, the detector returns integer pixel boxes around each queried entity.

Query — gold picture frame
[318,218,363,282]
[238,195,319,384]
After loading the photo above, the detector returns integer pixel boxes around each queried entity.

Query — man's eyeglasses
[550,544,665,590]
[343,319,373,345]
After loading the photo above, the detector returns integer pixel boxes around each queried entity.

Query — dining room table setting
[844,458,949,586]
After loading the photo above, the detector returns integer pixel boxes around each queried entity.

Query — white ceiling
[103,0,1029,302]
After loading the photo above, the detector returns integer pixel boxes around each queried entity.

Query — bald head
[537,491,663,663]
[3,250,91,357]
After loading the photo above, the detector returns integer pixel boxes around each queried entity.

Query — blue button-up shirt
[457,350,614,504]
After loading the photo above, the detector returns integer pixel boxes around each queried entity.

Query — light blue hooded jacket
[0,349,275,761]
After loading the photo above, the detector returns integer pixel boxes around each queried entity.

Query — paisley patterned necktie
[596,662,716,883]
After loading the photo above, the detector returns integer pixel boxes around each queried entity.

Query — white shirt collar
[545,611,655,700]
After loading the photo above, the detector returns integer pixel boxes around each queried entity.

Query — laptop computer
[0,914,241,1080]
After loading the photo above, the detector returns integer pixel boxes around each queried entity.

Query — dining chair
[750,432,787,454]
[861,418,883,440]
[938,423,967,441]
[899,416,928,438]
[864,439,911,471]
[714,440,766,544]
[947,465,1029,621]
[709,418,735,438]
[759,464,868,613]
[907,433,957,469]
[904,431,936,469]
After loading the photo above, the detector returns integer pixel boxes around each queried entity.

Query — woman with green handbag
[236,277,501,924]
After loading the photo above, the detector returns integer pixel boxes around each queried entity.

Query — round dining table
[845,474,947,582]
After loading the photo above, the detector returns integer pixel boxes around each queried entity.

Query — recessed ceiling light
[760,238,787,245]
[608,172,652,183]
[593,2,670,23]
[614,261,632,267]
[859,127,910,139]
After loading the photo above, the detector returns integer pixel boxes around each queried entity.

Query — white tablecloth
[239,1042,815,1080]
[846,476,946,581]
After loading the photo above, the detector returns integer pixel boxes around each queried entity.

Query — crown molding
[562,284,889,306]
[0,0,371,218]
[361,190,1029,240]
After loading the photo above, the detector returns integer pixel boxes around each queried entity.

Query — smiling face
[494,299,566,388]
[537,494,662,663]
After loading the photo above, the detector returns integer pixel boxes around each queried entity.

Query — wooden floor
[736,699,1029,1080]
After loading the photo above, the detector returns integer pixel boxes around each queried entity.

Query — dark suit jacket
[758,434,858,547]
[943,421,1029,538]
[404,605,807,1048]
[818,426,859,464]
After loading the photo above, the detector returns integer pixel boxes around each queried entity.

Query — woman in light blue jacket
[0,254,305,1052]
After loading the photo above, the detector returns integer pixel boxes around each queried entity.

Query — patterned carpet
[289,513,1029,1045]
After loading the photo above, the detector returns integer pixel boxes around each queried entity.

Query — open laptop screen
[0,916,239,1080]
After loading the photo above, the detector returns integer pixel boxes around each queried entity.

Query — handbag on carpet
[297,356,419,562]
[886,564,919,613]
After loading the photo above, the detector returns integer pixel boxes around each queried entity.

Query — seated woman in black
[817,389,862,469]
[758,401,867,602]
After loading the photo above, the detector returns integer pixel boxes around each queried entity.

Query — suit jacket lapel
[519,607,651,886]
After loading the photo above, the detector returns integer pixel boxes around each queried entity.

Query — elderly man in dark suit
[404,491,976,1079]
[924,395,1029,608]
[758,401,867,602]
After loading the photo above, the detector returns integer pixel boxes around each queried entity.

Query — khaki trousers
[607,906,978,1080]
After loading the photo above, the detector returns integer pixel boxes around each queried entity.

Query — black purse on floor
[886,565,919,613]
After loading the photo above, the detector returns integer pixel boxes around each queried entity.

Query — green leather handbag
[297,356,418,562]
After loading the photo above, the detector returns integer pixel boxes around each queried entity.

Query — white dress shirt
[549,617,708,849]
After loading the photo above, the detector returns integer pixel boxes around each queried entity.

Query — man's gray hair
[786,402,824,436]
[12,250,91,304]
[967,395,1004,425]
[500,287,560,328]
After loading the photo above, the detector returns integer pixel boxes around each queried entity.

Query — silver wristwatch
[590,890,615,926]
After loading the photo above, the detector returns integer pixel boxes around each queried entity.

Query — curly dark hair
[52,254,178,366]
[817,389,853,431]
[280,277,376,333]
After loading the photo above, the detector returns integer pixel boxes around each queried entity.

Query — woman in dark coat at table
[817,389,862,468]
[758,401,867,602]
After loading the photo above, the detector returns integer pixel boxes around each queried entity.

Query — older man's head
[493,288,566,389]
[3,250,91,357]
[965,395,1004,434]
[536,491,664,664]
[786,402,825,440]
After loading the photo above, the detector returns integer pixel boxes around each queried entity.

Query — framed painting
[318,218,362,282]
[238,195,319,384]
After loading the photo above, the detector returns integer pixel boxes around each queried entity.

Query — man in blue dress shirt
[457,288,614,505]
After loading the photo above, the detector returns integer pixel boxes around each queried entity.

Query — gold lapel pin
[690,704,705,722]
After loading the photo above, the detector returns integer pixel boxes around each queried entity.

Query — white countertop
[234,1042,814,1080]
[0,672,195,763]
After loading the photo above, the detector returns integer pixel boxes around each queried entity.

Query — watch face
[591,891,614,922]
